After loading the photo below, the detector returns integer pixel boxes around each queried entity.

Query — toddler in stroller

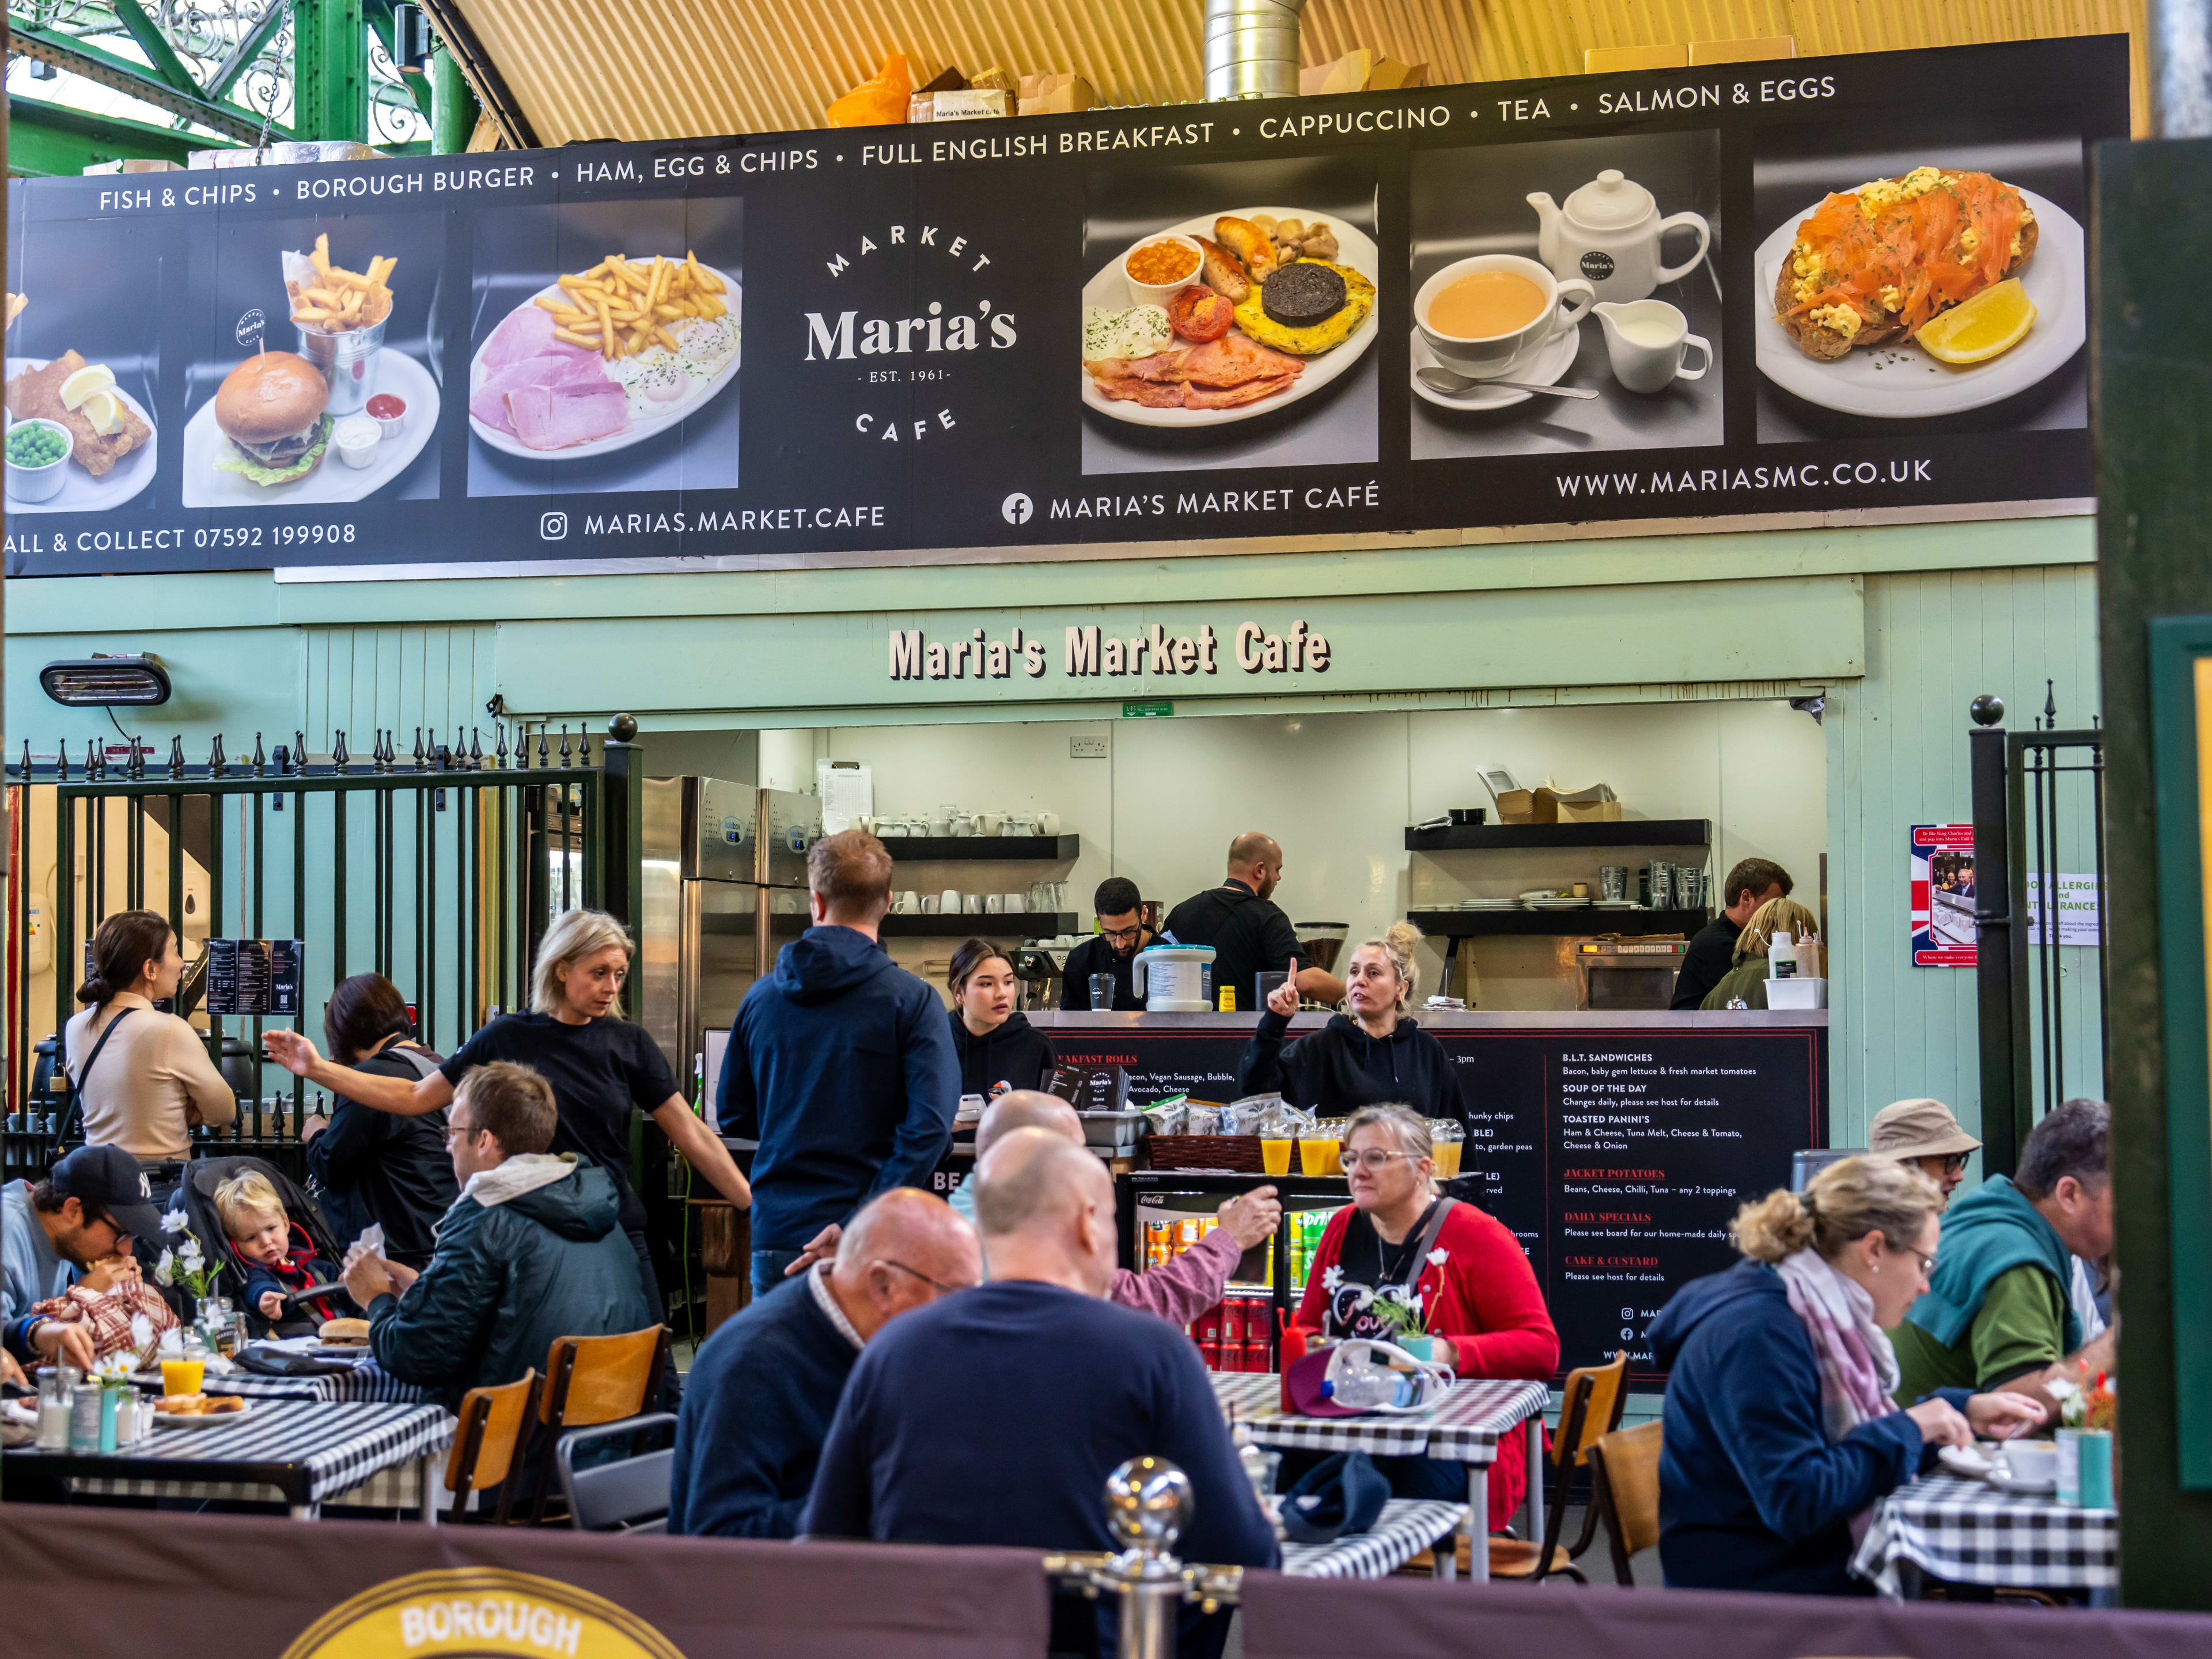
[176,1157,355,1336]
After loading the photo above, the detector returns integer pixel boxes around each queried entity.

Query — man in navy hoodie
[719,830,959,1295]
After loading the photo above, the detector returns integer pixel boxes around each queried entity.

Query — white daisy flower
[154,1249,176,1287]
[161,1209,189,1236]
[179,1240,204,1270]
[1427,1248,1449,1267]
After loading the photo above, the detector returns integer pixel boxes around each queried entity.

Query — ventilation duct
[1203,0,1310,101]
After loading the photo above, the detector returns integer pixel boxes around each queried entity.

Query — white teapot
[1527,169,1710,304]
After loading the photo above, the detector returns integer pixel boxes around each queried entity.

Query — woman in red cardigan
[1295,1103,1559,1528]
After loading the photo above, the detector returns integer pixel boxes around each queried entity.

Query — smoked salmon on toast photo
[1774,167,2037,361]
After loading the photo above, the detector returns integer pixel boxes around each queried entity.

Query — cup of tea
[1416,253,1595,378]
[1595,298,1712,393]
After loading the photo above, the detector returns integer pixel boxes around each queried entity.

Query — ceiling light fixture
[40,654,172,707]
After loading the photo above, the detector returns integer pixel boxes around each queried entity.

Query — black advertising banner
[2,37,2125,577]
[1055,1018,1826,1378]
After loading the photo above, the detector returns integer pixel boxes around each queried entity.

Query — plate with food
[469,252,741,459]
[181,347,440,507]
[1081,209,1378,426]
[1755,170,2083,418]
[3,354,158,513]
[153,1392,252,1428]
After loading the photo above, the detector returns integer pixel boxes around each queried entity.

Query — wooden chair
[445,1368,542,1525]
[1488,1350,1630,1584]
[1586,1420,1664,1585]
[529,1325,672,1524]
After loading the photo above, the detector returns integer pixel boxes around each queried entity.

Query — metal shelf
[1404,819,1712,852]
[1407,907,1710,937]
[878,835,1079,861]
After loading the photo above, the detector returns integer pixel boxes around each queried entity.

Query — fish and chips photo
[5,350,152,478]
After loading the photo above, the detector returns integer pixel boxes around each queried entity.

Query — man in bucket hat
[1869,1097,1982,1205]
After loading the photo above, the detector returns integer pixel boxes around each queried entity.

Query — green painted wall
[1824,563,2102,1150]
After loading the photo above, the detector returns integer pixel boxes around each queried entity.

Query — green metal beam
[103,0,206,99]
[7,94,232,176]
[430,45,477,153]
[206,0,295,103]
[7,21,278,143]
[293,0,368,141]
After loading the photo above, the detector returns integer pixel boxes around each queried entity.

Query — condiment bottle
[1768,927,1797,980]
[36,1366,75,1450]
[1793,931,1821,979]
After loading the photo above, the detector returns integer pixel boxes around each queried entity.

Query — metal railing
[1969,686,2109,1175]
[3,722,633,1183]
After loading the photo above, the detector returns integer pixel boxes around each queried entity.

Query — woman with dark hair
[945,938,1055,1101]
[302,974,458,1269]
[63,909,235,1168]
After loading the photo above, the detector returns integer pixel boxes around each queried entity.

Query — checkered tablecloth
[1210,1373,1548,1464]
[209,1353,432,1406]
[10,1400,453,1510]
[1850,1474,2118,1599]
[1279,1499,1467,1580]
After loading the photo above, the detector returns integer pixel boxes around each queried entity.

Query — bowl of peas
[5,416,72,501]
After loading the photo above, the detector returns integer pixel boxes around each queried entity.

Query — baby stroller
[175,1155,351,1337]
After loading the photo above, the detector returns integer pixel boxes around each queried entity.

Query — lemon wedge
[57,362,115,410]
[1916,278,2036,365]
[80,389,122,436]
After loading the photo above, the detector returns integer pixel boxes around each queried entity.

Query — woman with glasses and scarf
[1237,923,1465,1130]
[1291,1104,1557,1528]
[1647,1157,2043,1594]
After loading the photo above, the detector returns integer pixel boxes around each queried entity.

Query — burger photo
[214,349,332,486]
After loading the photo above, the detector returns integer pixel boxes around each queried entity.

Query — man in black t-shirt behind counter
[1161,833,1347,1014]
[1669,857,1794,1010]
[1056,877,1160,1011]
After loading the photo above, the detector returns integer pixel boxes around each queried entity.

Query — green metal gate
[3,724,638,1184]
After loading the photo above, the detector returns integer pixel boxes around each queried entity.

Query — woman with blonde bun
[1648,1156,2043,1595]
[1236,922,1465,1128]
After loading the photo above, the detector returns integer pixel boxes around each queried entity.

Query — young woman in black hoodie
[945,938,1056,1100]
[1237,922,1465,1127]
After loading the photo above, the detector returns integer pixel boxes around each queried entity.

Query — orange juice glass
[1432,1139,1464,1178]
[1299,1137,1340,1177]
[1261,1138,1294,1176]
[161,1358,203,1396]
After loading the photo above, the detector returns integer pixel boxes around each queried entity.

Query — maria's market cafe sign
[888,618,1332,684]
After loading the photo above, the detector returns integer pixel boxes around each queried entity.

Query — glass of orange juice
[1300,1126,1343,1177]
[161,1357,203,1396]
[1430,1120,1465,1179]
[1262,1137,1294,1176]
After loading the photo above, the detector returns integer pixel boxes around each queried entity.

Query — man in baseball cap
[1869,1097,1983,1204]
[3,1145,165,1370]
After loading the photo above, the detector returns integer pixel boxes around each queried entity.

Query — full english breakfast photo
[1408,130,1722,463]
[3,217,162,516]
[1080,155,1378,477]
[181,210,446,509]
[466,196,742,499]
[1751,120,2088,442]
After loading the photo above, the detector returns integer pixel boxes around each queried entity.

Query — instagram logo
[539,512,568,540]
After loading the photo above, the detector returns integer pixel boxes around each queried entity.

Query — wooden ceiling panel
[447,0,2147,147]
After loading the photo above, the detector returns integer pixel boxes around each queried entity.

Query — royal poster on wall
[2,36,2127,578]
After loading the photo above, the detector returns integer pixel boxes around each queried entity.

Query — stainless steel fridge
[638,777,820,1122]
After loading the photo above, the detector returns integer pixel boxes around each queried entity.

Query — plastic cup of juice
[1261,1138,1294,1176]
[1432,1139,1464,1179]
[161,1358,203,1396]
[1299,1137,1339,1177]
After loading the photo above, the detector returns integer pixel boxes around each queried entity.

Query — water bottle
[1321,1349,1398,1410]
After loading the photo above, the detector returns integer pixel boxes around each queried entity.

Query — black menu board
[1050,1017,1825,1380]
[202,937,305,1017]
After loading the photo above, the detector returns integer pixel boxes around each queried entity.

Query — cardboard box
[1300,49,1426,96]
[1493,788,1539,824]
[1688,35,1796,65]
[1018,72,1097,116]
[1556,797,1624,823]
[1584,44,1690,74]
